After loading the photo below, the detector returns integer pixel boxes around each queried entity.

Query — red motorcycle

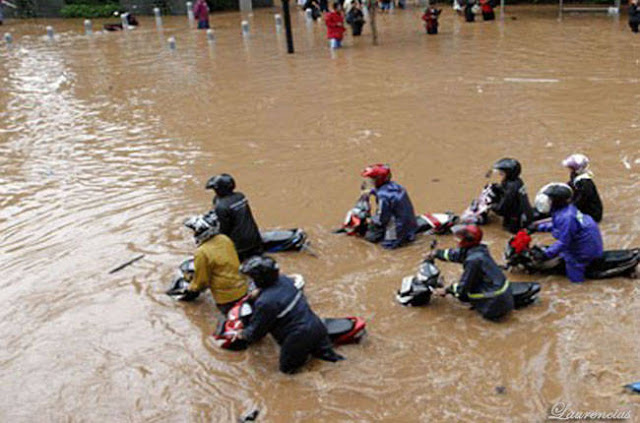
[338,193,458,237]
[212,275,367,350]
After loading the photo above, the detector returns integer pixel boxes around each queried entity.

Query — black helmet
[493,158,521,180]
[534,183,573,214]
[205,173,236,196]
[239,256,279,288]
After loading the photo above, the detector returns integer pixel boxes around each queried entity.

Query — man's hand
[248,288,261,300]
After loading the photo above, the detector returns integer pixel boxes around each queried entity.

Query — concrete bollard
[206,29,215,42]
[275,14,283,32]
[4,32,13,45]
[121,14,130,30]
[186,2,195,25]
[154,7,163,27]
[84,19,93,35]
[168,36,176,50]
[241,20,250,36]
[46,26,55,40]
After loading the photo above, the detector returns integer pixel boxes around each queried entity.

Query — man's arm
[242,299,278,344]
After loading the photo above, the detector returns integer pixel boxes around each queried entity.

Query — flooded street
[1,6,640,421]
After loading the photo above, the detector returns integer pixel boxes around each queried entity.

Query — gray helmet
[184,212,220,245]
[205,173,236,197]
[239,255,279,288]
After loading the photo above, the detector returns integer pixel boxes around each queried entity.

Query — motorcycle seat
[593,250,638,266]
[510,282,541,296]
[323,318,354,335]
[261,230,297,243]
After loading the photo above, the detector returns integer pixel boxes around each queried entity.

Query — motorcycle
[184,214,312,255]
[460,184,499,225]
[504,230,640,280]
[338,193,459,237]
[396,247,540,309]
[167,266,366,350]
[213,292,367,350]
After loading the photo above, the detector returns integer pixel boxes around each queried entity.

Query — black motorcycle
[396,256,541,309]
[504,230,639,280]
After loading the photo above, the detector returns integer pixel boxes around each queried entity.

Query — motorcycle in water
[504,230,640,280]
[396,243,541,309]
[184,214,313,255]
[337,193,459,237]
[167,266,366,350]
[460,184,499,225]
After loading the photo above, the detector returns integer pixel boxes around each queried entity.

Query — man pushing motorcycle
[528,183,603,283]
[425,225,514,321]
[360,163,418,249]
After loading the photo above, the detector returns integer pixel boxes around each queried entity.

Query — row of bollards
[4,3,291,51]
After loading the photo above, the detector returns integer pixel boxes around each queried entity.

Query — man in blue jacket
[235,256,343,374]
[531,183,603,283]
[361,163,418,249]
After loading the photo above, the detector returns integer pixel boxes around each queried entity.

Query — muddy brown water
[1,5,640,422]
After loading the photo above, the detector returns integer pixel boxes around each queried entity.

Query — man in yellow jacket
[182,212,248,313]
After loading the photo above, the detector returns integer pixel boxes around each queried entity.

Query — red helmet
[452,224,483,248]
[361,164,391,188]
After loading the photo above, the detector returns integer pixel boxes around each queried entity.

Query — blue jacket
[538,204,603,262]
[242,275,327,346]
[372,181,418,249]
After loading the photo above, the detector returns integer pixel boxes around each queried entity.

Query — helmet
[239,255,279,288]
[493,158,522,180]
[562,154,590,174]
[361,164,391,188]
[205,173,236,196]
[452,224,483,248]
[534,183,573,214]
[184,212,220,245]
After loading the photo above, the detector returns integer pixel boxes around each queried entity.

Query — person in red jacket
[325,2,346,49]
[422,4,442,34]
[480,0,495,21]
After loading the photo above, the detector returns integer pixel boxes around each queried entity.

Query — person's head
[239,255,280,288]
[492,158,521,182]
[562,153,590,176]
[205,173,236,197]
[452,224,483,248]
[332,1,340,11]
[361,163,392,188]
[184,212,221,245]
[534,182,573,214]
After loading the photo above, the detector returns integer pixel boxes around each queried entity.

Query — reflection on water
[1,6,640,422]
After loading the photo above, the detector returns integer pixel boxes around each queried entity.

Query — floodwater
[1,5,640,422]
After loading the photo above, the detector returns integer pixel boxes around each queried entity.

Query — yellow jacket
[188,234,248,305]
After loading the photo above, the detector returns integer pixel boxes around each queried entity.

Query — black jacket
[243,275,327,345]
[435,244,513,320]
[492,178,533,233]
[569,174,603,223]
[213,192,262,256]
[630,4,640,23]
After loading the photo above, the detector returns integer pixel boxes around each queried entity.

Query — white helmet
[534,183,573,214]
[184,212,220,245]
[562,154,590,174]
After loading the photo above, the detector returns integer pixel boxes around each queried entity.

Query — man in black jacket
[235,256,343,374]
[562,154,603,223]
[426,225,514,321]
[206,174,263,261]
[630,0,640,33]
[490,158,534,233]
